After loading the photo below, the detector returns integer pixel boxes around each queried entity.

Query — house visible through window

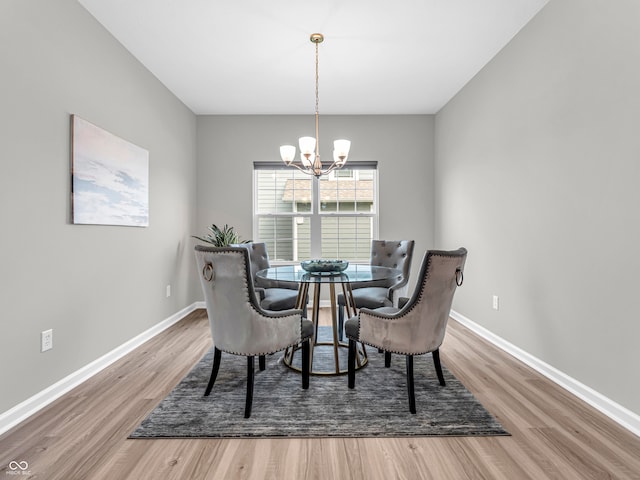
[254,163,378,263]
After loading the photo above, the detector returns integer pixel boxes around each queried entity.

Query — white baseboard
[7,304,636,439]
[450,310,640,438]
[0,303,199,436]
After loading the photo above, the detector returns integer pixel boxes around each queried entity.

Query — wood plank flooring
[1,308,639,479]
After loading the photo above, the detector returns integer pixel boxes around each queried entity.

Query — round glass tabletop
[256,264,401,284]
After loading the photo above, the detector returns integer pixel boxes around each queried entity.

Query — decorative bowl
[300,259,349,274]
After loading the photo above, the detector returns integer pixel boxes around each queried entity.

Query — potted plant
[192,224,250,247]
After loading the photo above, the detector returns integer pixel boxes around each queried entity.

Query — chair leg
[338,306,344,341]
[303,295,308,320]
[348,339,356,389]
[433,348,446,386]
[245,356,255,418]
[301,339,310,389]
[259,355,266,371]
[204,347,222,396]
[406,355,416,414]
[384,351,392,367]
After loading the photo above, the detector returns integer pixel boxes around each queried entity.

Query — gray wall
[435,0,640,415]
[196,115,435,287]
[0,0,198,413]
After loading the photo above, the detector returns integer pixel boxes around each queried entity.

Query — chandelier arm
[320,162,341,176]
[286,162,319,176]
[287,160,342,178]
[316,162,342,177]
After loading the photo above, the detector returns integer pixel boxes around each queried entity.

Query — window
[254,163,378,263]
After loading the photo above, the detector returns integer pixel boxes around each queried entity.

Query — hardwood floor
[1,308,639,479]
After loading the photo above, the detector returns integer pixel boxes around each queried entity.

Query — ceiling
[77,0,549,115]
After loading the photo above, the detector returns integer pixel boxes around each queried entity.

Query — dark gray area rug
[130,328,508,439]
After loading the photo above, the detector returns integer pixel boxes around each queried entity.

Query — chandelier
[279,33,351,177]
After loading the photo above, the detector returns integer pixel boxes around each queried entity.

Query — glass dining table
[256,264,401,375]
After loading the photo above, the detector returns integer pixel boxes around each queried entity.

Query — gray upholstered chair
[337,240,415,340]
[194,245,313,418]
[345,247,467,414]
[237,242,303,312]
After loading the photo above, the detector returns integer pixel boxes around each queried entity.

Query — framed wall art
[71,115,149,227]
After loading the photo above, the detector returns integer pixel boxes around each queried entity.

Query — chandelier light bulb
[334,139,351,161]
[280,145,296,165]
[299,136,316,156]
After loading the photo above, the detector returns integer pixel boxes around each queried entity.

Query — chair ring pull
[455,268,464,286]
[203,263,214,282]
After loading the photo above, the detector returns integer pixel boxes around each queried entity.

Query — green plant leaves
[191,224,250,247]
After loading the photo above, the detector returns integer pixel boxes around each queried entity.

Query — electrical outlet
[166,285,171,298]
[492,295,499,311]
[41,329,53,352]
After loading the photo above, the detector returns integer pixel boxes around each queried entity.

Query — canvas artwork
[72,115,149,227]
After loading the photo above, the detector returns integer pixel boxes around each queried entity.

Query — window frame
[253,162,379,264]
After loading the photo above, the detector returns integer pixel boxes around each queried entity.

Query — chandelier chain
[315,40,319,116]
[315,39,320,157]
